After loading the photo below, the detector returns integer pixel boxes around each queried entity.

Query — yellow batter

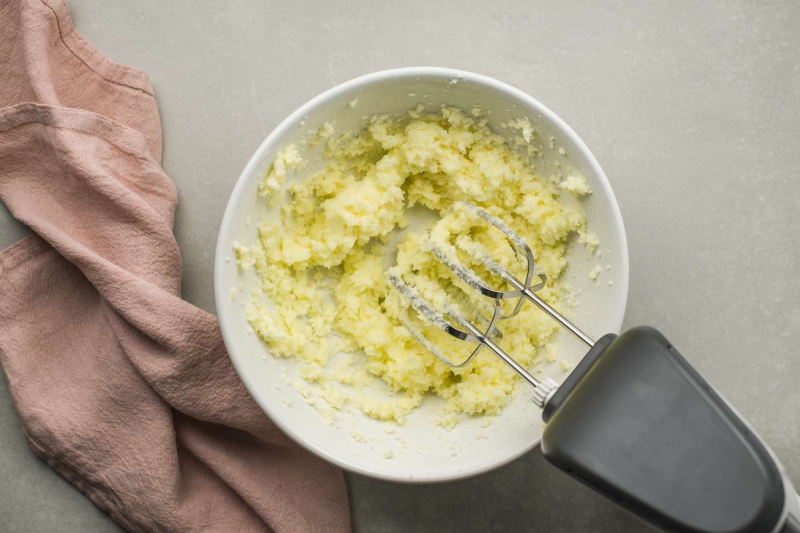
[235,106,594,425]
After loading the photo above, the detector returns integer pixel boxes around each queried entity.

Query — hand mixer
[389,202,800,533]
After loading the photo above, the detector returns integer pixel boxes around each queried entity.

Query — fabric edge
[25,433,145,533]
[38,0,156,97]
[0,103,159,166]
[0,234,51,279]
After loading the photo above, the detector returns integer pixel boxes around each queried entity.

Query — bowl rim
[214,66,630,483]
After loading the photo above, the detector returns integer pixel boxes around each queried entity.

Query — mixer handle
[540,326,799,533]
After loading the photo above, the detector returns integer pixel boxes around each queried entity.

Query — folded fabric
[0,1,350,531]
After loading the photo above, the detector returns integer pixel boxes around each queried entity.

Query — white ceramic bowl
[215,67,629,483]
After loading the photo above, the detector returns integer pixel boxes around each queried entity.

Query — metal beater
[388,201,591,407]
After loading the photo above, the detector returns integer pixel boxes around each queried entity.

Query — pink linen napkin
[0,0,351,531]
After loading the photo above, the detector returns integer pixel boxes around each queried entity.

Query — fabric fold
[0,1,350,532]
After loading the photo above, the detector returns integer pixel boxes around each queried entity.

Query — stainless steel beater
[388,201,592,407]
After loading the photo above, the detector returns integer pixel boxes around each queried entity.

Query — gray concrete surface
[2,0,800,531]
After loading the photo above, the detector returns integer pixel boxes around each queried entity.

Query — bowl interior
[215,68,628,482]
